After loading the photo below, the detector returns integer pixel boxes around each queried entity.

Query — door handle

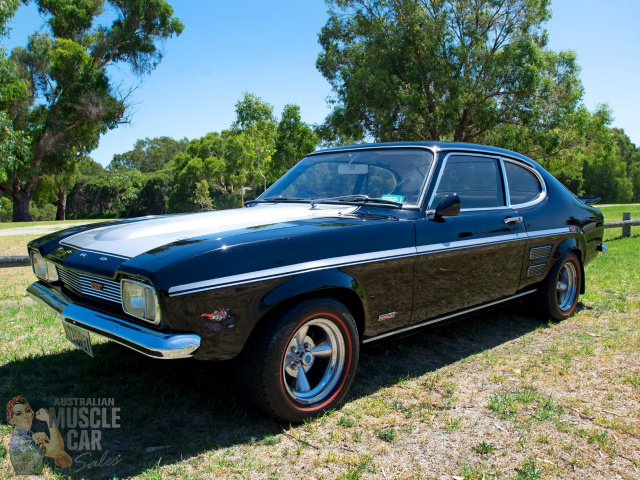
[504,216,523,225]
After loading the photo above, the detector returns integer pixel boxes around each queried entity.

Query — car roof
[309,141,539,168]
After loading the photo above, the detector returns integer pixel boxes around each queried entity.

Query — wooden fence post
[622,213,631,238]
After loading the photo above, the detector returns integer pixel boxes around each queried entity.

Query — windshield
[258,147,434,207]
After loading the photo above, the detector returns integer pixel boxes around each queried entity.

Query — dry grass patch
[0,235,34,256]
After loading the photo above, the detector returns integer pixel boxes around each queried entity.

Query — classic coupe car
[27,142,605,422]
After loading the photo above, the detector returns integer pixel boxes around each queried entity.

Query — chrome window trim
[499,158,511,207]
[168,227,570,296]
[428,152,547,211]
[427,152,506,211]
[501,158,547,209]
[437,146,536,168]
[305,145,438,210]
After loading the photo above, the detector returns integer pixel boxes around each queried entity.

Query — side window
[432,155,505,209]
[504,162,542,205]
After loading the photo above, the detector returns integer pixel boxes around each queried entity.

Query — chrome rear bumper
[27,282,200,359]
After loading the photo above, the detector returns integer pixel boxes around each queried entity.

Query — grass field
[0,219,104,230]
[0,213,639,479]
[599,204,640,241]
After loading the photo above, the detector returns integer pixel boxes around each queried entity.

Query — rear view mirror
[338,163,369,175]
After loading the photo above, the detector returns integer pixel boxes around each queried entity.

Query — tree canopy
[0,0,183,221]
[317,0,581,144]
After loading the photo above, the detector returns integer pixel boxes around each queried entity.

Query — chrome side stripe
[168,247,417,296]
[168,228,572,296]
[415,232,527,254]
[527,227,571,238]
[362,289,537,344]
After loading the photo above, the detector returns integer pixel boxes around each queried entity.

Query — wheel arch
[247,271,368,350]
[554,238,585,294]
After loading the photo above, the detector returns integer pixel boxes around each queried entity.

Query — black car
[27,142,605,422]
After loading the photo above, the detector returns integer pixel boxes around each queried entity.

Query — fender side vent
[530,245,552,260]
[527,264,546,277]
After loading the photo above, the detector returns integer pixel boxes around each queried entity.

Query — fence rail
[1,215,638,268]
[604,219,640,228]
[0,255,30,268]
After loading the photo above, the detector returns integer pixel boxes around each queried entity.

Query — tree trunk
[12,190,32,222]
[56,185,67,221]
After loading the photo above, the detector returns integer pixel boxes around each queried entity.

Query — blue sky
[4,0,639,167]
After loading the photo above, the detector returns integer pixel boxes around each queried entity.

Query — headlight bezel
[120,278,161,325]
[31,251,59,283]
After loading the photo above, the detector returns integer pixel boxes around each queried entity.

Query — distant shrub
[30,202,57,221]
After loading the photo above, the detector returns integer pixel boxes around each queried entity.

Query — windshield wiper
[244,196,308,206]
[310,194,403,208]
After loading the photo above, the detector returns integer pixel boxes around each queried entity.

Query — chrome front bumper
[27,282,200,359]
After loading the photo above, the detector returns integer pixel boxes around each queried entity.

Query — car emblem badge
[202,308,235,331]
[378,311,396,322]
[100,257,107,262]
[90,282,104,291]
[80,253,87,258]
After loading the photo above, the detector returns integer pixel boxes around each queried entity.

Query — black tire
[538,251,582,321]
[240,297,360,423]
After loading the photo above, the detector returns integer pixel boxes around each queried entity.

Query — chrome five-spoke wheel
[240,297,359,423]
[556,260,578,314]
[283,318,345,405]
[539,251,582,321]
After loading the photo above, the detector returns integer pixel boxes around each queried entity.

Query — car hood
[60,204,358,258]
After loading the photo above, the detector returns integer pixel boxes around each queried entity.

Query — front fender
[161,268,368,361]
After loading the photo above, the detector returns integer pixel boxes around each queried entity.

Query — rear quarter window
[504,162,542,205]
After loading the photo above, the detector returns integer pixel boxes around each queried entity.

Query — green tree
[194,179,213,211]
[317,0,582,145]
[103,166,143,217]
[0,0,183,221]
[579,110,632,203]
[270,104,318,181]
[231,92,277,191]
[612,128,640,202]
[109,136,188,172]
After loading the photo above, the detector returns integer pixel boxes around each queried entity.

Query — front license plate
[62,321,94,357]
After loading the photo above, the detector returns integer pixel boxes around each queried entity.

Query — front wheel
[240,298,359,423]
[538,251,582,321]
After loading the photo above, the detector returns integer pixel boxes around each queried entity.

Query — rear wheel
[240,297,359,423]
[538,251,581,321]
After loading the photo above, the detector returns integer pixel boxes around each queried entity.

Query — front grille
[57,267,121,304]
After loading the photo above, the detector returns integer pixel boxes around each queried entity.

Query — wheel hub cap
[557,261,578,313]
[282,318,346,405]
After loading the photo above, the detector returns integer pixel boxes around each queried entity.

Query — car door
[412,153,528,322]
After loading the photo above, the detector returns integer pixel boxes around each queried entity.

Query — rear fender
[554,238,585,294]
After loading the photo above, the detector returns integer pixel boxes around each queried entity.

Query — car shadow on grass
[0,301,551,479]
